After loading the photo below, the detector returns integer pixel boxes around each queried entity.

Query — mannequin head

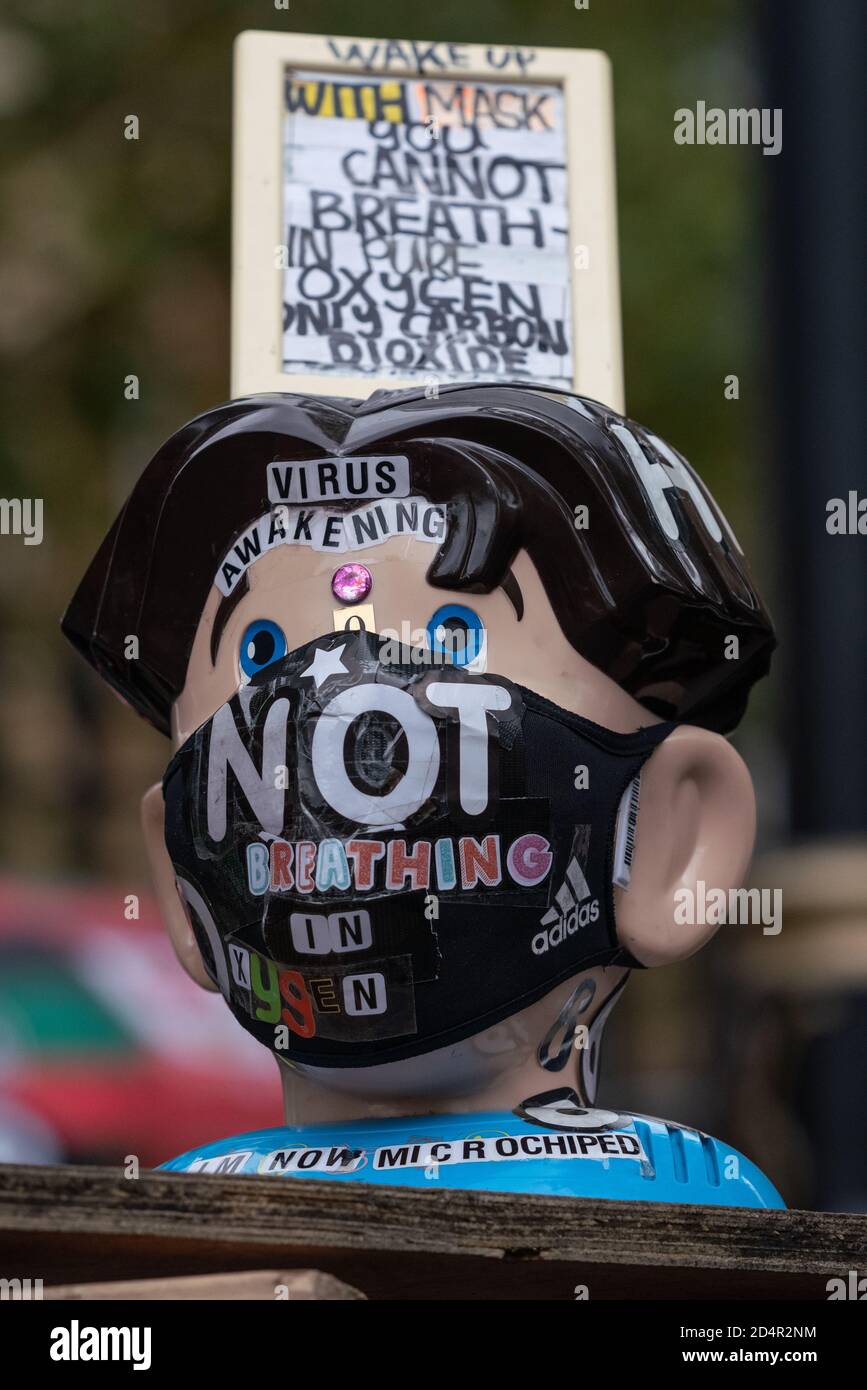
[64,385,773,1120]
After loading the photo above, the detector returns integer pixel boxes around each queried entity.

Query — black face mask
[162,629,674,1067]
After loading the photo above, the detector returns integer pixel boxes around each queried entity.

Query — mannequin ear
[140,783,218,992]
[614,725,756,967]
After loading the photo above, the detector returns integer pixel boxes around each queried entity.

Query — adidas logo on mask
[532,856,599,955]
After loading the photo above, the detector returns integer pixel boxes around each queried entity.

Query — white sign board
[233,32,623,410]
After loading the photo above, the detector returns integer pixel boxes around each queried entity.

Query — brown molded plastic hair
[62,383,775,737]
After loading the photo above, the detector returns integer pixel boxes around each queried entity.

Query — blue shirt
[160,1109,784,1207]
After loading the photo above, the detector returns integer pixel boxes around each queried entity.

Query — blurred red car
[0,878,281,1166]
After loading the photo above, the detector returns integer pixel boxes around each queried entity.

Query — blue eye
[239,619,287,678]
[427,604,484,667]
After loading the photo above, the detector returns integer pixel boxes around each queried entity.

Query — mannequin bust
[63,383,782,1205]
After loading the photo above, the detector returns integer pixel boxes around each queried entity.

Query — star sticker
[300,643,349,689]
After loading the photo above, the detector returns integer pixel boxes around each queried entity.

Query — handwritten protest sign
[232,32,622,409]
[281,70,572,388]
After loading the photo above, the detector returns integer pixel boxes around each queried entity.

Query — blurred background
[0,0,863,1203]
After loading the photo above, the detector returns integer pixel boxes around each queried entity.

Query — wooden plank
[1,1163,865,1300]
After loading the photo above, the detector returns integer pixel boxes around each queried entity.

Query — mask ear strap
[612,772,641,891]
[606,720,679,966]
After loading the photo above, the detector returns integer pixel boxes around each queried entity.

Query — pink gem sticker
[332,562,372,603]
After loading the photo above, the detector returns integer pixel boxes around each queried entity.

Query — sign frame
[232,29,624,410]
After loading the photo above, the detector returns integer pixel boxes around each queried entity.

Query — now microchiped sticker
[259,1146,366,1175]
[240,1128,647,1173]
[242,1130,647,1177]
[185,1150,253,1175]
[371,1130,646,1170]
